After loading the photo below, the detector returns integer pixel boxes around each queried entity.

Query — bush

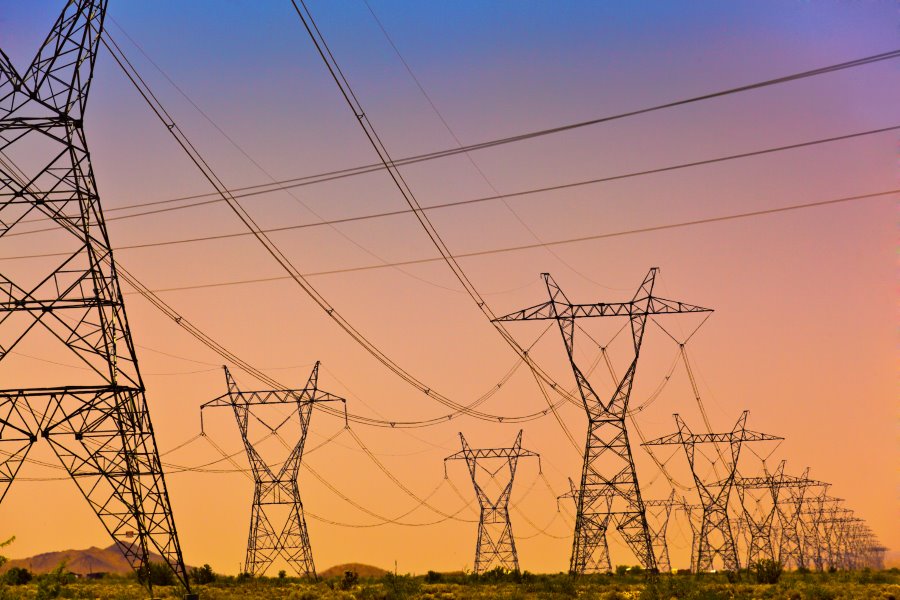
[3,566,32,585]
[137,561,176,587]
[189,563,216,584]
[424,570,442,583]
[639,575,692,600]
[801,583,836,600]
[3,567,33,585]
[339,569,359,590]
[381,572,421,600]
[35,562,72,600]
[754,559,783,584]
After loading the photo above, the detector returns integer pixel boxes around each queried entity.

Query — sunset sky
[0,0,896,574]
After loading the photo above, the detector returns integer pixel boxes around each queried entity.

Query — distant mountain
[1,543,167,575]
[319,562,389,579]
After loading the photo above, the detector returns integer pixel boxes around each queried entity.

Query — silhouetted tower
[678,497,703,571]
[770,467,822,569]
[444,430,539,574]
[795,486,828,571]
[556,477,613,572]
[495,269,712,573]
[800,494,844,570]
[0,2,193,596]
[644,490,679,573]
[723,461,786,567]
[200,363,346,577]
[643,411,782,572]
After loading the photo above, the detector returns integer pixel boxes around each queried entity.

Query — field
[0,569,897,600]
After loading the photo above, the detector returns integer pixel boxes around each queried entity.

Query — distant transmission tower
[200,363,346,578]
[444,430,539,574]
[726,462,787,567]
[0,2,193,596]
[643,411,782,572]
[770,467,822,569]
[496,269,712,573]
[644,490,678,573]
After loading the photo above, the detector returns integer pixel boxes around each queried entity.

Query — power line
[86,46,900,215]
[360,0,614,290]
[7,124,895,255]
[100,32,584,431]
[92,188,896,293]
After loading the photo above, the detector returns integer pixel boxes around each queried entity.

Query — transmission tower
[769,466,823,569]
[444,430,539,574]
[722,462,786,567]
[678,497,703,571]
[495,269,712,573]
[643,490,678,573]
[0,2,194,596]
[200,363,346,578]
[643,411,782,572]
[556,477,613,572]
[800,494,845,570]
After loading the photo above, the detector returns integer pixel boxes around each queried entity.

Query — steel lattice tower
[201,363,345,578]
[556,477,613,572]
[0,2,193,596]
[678,497,703,571]
[643,411,782,572]
[798,490,837,571]
[445,430,539,574]
[495,269,712,573]
[643,490,678,573]
[725,462,787,567]
[770,467,822,569]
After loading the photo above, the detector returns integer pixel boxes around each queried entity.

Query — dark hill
[1,543,167,575]
[319,562,389,578]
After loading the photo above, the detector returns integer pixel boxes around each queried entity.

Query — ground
[0,569,897,600]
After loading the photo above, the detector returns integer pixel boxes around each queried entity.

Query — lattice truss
[200,362,346,578]
[0,1,192,594]
[496,268,712,573]
[798,495,885,572]
[445,430,539,574]
[732,466,783,567]
[644,411,782,572]
[558,478,679,573]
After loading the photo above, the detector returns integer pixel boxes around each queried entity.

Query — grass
[0,569,896,599]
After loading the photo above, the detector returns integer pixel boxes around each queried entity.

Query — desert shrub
[35,562,73,600]
[801,583,836,600]
[754,559,784,584]
[381,572,421,600]
[2,567,32,585]
[136,561,176,587]
[522,574,577,598]
[639,574,692,600]
[189,563,216,584]
[424,570,442,583]
[339,569,359,590]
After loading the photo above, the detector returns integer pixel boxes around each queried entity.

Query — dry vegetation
[0,568,898,600]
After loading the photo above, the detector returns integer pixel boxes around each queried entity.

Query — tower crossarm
[643,430,783,446]
[445,447,540,461]
[493,298,712,322]
[199,362,348,432]
[444,430,539,574]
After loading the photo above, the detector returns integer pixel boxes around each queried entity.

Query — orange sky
[0,0,897,574]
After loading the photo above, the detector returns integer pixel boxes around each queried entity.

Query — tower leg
[42,389,190,586]
[281,500,316,578]
[571,417,654,572]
